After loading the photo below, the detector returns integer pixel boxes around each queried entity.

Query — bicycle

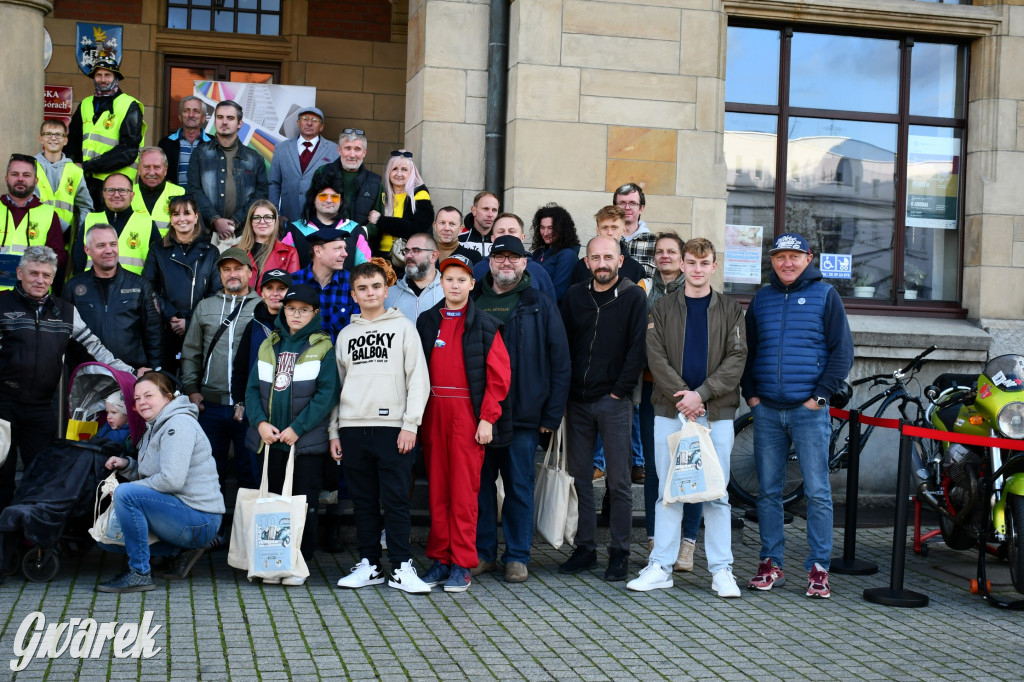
[727,345,938,509]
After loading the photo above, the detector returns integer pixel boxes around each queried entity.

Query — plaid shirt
[291,265,359,341]
[624,222,657,277]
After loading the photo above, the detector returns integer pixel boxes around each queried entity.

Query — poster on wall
[723,224,763,284]
[43,86,73,127]
[76,23,123,75]
[906,135,959,230]
[193,81,316,171]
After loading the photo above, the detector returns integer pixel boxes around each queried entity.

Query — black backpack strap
[201,298,254,376]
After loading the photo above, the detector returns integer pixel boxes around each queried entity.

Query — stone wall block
[580,95,693,129]
[695,77,723,132]
[679,10,722,78]
[978,213,1014,267]
[374,94,406,122]
[998,36,1024,101]
[424,1,488,70]
[562,34,680,74]
[364,66,408,95]
[405,69,424,130]
[306,64,364,91]
[422,68,467,122]
[608,127,677,162]
[298,37,374,66]
[581,69,696,103]
[640,194,694,226]
[509,64,580,122]
[563,0,680,41]
[509,120,607,191]
[979,265,1024,318]
[419,121,485,190]
[317,90,375,121]
[510,0,562,66]
[676,130,726,198]
[605,160,676,195]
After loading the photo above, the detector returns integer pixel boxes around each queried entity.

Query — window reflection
[724,113,777,295]
[910,43,965,118]
[790,34,900,113]
[725,27,780,105]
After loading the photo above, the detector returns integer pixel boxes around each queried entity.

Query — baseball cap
[490,235,527,257]
[769,233,811,256]
[261,269,292,288]
[296,106,324,121]
[217,247,251,267]
[282,284,320,310]
[307,228,346,244]
[439,254,475,276]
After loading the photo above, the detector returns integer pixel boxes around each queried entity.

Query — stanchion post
[831,409,878,575]
[864,421,929,607]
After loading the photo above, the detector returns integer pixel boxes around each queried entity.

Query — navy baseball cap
[307,228,346,244]
[769,233,811,255]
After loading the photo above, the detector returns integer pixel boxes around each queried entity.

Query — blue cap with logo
[769,233,811,256]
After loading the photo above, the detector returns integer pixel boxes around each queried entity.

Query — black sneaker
[605,548,629,582]
[161,547,206,580]
[559,547,598,574]
[96,568,155,593]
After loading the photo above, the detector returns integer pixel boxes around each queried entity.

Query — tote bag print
[664,418,725,504]
[254,511,293,572]
[669,431,707,498]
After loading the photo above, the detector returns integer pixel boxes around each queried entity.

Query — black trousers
[340,426,414,571]
[257,447,325,559]
[0,399,58,512]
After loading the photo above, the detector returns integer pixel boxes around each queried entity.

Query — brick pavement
[0,518,1019,681]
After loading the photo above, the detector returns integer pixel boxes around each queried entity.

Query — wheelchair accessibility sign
[820,253,852,279]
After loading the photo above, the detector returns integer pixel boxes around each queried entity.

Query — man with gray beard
[384,232,444,321]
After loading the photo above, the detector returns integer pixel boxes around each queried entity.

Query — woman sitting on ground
[96,371,225,593]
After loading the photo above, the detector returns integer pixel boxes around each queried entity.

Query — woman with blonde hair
[238,199,299,292]
[370,150,434,260]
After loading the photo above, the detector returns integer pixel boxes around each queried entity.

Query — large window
[167,0,281,35]
[725,26,967,308]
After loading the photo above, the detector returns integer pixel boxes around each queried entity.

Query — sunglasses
[317,192,342,203]
[343,128,365,136]
[390,150,414,159]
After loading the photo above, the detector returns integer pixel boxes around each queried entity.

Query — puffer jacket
[142,236,222,324]
[186,139,269,231]
[180,290,259,405]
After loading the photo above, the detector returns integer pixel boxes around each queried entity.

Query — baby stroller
[0,362,145,582]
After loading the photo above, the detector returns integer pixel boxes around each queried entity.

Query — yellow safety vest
[131,182,185,237]
[80,94,147,183]
[35,161,83,231]
[83,211,155,275]
[0,203,57,291]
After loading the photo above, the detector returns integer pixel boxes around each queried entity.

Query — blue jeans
[477,428,539,565]
[640,382,702,539]
[97,482,221,574]
[199,403,258,494]
[593,406,645,471]
[650,417,733,575]
[752,402,833,571]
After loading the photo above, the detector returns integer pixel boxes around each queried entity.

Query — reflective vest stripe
[83,211,154,275]
[80,95,147,183]
[130,182,185,237]
[0,204,56,290]
[36,161,83,228]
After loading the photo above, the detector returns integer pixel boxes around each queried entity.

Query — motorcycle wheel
[939,509,977,551]
[1007,494,1024,594]
[727,412,804,509]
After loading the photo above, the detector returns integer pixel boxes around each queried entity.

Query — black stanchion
[864,422,929,607]
[831,409,878,575]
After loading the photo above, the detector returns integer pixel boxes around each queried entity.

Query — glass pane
[725,27,780,106]
[790,34,900,113]
[191,9,211,31]
[192,0,211,6]
[228,71,274,84]
[904,126,961,301]
[238,0,258,8]
[260,14,280,36]
[262,0,281,11]
[237,12,257,34]
[724,113,777,295]
[910,43,964,119]
[168,67,215,131]
[786,118,898,300]
[214,10,234,32]
[221,0,236,7]
[167,8,188,29]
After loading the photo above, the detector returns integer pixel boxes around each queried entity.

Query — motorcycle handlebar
[898,345,937,376]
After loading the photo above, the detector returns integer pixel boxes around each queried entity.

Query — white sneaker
[262,577,281,585]
[626,562,673,592]
[712,568,742,598]
[388,560,431,594]
[336,558,385,589]
[282,576,306,586]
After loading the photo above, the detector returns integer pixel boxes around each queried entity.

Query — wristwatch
[813,396,827,407]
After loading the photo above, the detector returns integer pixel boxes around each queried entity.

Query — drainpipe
[484,0,509,203]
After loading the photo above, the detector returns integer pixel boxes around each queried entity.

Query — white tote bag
[534,419,578,549]
[227,445,309,583]
[88,473,159,546]
[663,416,726,505]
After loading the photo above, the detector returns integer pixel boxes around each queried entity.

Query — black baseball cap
[490,235,527,257]
[261,269,292,287]
[282,284,320,309]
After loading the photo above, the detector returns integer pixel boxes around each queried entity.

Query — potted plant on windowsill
[852,273,875,298]
[904,264,926,300]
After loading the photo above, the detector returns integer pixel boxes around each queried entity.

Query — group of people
[0,56,855,600]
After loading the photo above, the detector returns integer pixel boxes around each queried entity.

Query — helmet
[88,56,125,80]
[831,381,853,410]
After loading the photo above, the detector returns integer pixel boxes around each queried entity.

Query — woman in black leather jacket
[142,196,221,375]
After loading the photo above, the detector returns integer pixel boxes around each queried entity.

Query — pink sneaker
[806,563,831,599]
[747,558,785,591]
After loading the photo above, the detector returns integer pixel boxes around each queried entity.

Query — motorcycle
[916,354,1024,599]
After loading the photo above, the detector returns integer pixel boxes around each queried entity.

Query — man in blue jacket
[740,233,853,599]
[472,235,571,583]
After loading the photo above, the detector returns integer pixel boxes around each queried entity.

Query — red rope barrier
[829,407,1024,450]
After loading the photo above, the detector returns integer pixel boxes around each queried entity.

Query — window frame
[166,0,282,36]
[725,21,970,317]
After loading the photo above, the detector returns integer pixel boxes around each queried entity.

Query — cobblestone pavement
[0,518,1019,681]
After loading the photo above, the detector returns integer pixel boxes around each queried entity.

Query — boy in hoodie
[244,283,340,568]
[330,262,431,593]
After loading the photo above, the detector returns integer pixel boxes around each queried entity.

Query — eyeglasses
[41,132,66,139]
[343,128,365,136]
[251,214,277,223]
[401,247,433,257]
[616,201,641,209]
[316,192,341,203]
[284,306,315,316]
[390,150,414,158]
[103,188,132,196]
[491,253,522,264]
[297,115,321,123]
